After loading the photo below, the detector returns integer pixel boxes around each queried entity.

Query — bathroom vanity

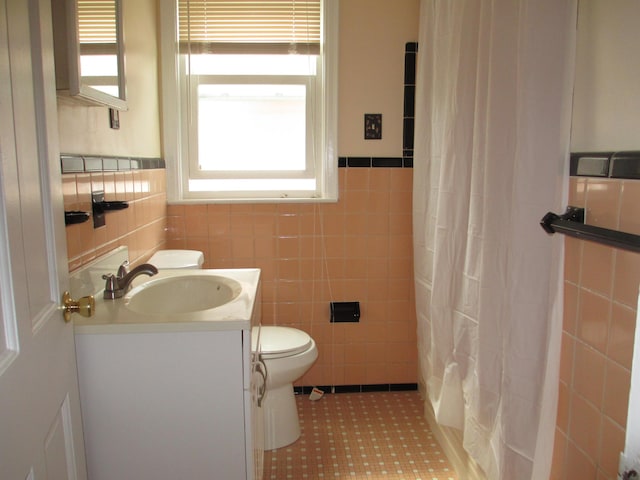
[71,249,263,480]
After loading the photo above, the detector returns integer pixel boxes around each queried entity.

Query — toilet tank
[148,250,204,270]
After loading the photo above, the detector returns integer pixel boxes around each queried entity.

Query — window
[160,0,338,202]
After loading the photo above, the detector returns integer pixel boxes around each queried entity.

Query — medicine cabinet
[51,0,127,110]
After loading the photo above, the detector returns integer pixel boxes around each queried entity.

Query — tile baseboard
[294,383,418,395]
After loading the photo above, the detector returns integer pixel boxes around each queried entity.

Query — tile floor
[263,390,457,480]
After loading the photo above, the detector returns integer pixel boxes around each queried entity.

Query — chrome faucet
[102,262,158,299]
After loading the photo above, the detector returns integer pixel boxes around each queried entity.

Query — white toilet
[256,326,318,450]
[148,249,204,270]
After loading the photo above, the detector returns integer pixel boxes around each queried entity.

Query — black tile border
[611,151,640,179]
[339,156,412,169]
[373,157,403,168]
[340,42,417,169]
[570,151,640,180]
[61,154,165,174]
[293,383,419,395]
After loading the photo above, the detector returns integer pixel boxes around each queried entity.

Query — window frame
[160,0,338,203]
[187,72,317,180]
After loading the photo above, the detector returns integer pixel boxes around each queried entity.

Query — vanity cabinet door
[75,329,247,480]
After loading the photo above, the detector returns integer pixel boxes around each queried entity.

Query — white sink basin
[124,274,242,315]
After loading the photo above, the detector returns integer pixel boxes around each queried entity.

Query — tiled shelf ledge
[570,151,640,179]
[294,383,418,395]
[61,154,165,174]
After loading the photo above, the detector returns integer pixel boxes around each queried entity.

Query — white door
[0,0,87,479]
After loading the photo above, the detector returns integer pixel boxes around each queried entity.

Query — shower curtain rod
[541,206,640,254]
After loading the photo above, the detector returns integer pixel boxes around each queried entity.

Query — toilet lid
[257,326,313,357]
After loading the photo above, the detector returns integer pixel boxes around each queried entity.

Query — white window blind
[77,0,117,54]
[178,0,321,54]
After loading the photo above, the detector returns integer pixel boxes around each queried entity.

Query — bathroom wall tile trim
[571,151,640,179]
[339,42,417,170]
[294,383,418,395]
[403,42,417,164]
[61,154,165,173]
[339,156,409,168]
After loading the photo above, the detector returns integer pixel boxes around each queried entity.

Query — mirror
[52,0,127,110]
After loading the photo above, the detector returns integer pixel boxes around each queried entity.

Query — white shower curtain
[413,1,576,479]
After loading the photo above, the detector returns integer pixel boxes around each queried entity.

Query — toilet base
[262,383,301,450]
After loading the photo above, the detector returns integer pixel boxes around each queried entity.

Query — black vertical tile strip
[403,118,415,151]
[402,42,417,167]
[404,52,416,85]
[404,85,415,118]
[405,42,418,53]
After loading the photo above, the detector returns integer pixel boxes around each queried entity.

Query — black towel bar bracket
[541,206,640,254]
[91,190,128,229]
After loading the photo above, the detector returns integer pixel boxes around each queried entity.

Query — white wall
[571,0,640,151]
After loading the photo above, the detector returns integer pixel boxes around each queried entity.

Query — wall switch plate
[364,113,382,139]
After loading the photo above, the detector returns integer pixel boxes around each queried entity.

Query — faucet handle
[117,260,129,279]
[102,273,118,291]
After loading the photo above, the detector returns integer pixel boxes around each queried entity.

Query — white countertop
[73,268,261,335]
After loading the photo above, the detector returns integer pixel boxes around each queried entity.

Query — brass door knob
[62,291,95,323]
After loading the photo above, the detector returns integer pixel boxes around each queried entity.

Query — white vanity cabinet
[72,261,263,480]
[76,329,254,479]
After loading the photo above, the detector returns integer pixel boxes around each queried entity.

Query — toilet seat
[257,326,313,359]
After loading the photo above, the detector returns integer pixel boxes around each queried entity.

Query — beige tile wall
[166,167,418,387]
[551,177,640,480]
[63,169,167,272]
